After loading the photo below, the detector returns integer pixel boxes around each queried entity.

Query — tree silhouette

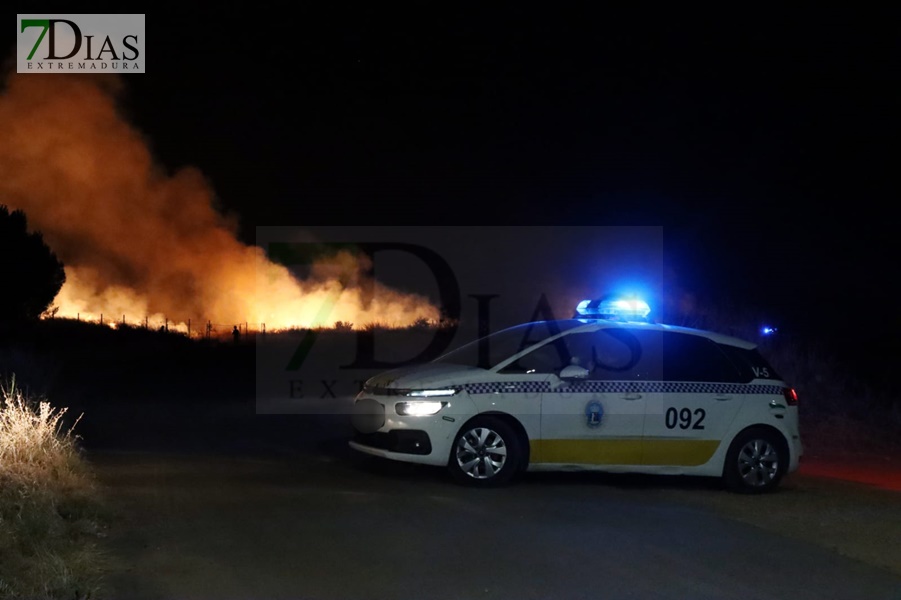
[0,205,66,323]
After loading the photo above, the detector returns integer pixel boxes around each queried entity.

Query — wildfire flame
[0,72,439,330]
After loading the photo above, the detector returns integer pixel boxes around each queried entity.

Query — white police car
[349,296,802,493]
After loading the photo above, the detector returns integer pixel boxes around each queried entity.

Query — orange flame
[0,72,439,330]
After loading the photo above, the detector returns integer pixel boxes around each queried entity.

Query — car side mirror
[559,365,589,380]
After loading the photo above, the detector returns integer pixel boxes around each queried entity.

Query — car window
[660,332,744,382]
[717,344,782,381]
[435,320,586,370]
[558,329,663,381]
[493,327,765,383]
[499,337,572,374]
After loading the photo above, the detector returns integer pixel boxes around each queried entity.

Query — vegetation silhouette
[0,205,65,323]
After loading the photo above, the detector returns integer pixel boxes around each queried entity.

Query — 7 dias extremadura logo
[17,14,145,73]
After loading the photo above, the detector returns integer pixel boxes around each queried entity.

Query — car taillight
[783,387,798,406]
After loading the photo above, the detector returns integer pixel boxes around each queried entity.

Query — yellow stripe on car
[532,439,644,465]
[641,439,720,466]
[531,438,720,466]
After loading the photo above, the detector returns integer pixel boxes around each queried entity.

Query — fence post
[100,314,103,327]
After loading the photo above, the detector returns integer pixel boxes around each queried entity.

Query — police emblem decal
[585,401,604,428]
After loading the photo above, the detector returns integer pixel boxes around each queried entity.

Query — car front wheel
[723,428,787,494]
[448,417,520,487]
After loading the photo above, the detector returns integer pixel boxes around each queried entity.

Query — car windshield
[432,320,586,370]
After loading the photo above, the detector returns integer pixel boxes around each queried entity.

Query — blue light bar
[575,296,651,321]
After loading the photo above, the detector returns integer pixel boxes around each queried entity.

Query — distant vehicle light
[762,326,777,336]
[575,296,651,321]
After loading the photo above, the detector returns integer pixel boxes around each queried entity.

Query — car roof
[543,319,758,350]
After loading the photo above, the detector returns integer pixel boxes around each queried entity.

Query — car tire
[448,416,521,487]
[723,427,787,494]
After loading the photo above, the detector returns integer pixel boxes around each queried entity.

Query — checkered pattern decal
[463,382,548,394]
[463,381,783,395]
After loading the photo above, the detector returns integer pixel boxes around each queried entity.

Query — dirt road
[87,432,901,600]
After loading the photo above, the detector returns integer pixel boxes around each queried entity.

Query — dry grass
[0,376,108,600]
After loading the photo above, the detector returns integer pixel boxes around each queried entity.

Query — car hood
[365,363,485,390]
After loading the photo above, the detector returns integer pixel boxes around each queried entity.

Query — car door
[534,328,650,466]
[640,331,746,467]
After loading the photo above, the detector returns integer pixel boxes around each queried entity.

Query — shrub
[361,321,390,332]
[411,317,430,328]
[0,205,66,324]
[0,377,107,599]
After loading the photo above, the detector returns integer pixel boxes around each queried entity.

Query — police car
[349,296,802,493]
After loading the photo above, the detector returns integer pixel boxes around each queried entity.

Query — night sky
[5,7,899,364]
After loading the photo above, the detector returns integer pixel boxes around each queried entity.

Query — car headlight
[396,401,448,416]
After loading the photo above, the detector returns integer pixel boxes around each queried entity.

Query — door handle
[715,395,732,401]
[623,393,642,400]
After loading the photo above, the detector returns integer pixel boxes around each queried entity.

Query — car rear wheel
[448,417,520,487]
[723,428,787,494]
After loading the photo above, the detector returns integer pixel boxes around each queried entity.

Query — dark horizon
[129,9,895,299]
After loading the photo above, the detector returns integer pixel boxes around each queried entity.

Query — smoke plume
[0,72,439,330]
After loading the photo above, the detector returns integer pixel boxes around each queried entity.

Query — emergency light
[575,296,651,321]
